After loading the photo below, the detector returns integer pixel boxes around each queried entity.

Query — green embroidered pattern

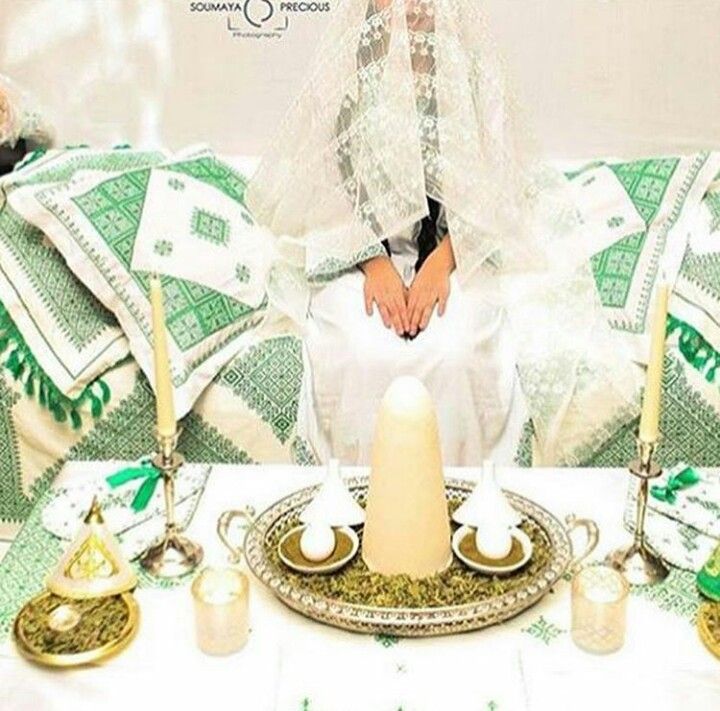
[0,205,116,350]
[678,245,720,303]
[217,336,303,444]
[706,191,720,232]
[154,239,173,257]
[164,155,247,205]
[236,263,251,284]
[375,633,400,648]
[585,353,720,468]
[609,158,679,226]
[64,168,255,355]
[631,567,700,622]
[607,215,625,229]
[167,177,185,192]
[667,314,720,384]
[291,437,319,466]
[190,207,230,247]
[590,231,646,308]
[0,377,25,524]
[521,615,566,645]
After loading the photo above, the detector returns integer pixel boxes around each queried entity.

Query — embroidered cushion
[0,148,166,405]
[568,152,720,357]
[10,153,267,417]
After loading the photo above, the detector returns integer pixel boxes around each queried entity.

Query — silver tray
[242,476,598,637]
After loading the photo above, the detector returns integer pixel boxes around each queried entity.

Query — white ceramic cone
[47,497,137,599]
[362,376,452,578]
[300,459,365,527]
[452,460,521,528]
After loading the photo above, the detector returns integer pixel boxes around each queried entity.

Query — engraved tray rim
[244,476,573,637]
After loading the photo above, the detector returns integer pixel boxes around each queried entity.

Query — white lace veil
[248,0,641,464]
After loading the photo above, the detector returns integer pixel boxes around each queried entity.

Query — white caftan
[249,0,639,465]
[301,226,526,466]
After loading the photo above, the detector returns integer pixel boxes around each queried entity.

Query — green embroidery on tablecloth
[217,336,303,444]
[514,420,535,467]
[631,567,700,622]
[522,615,566,645]
[591,231,645,308]
[154,239,173,257]
[167,177,185,192]
[0,204,116,349]
[667,314,720,384]
[609,158,679,226]
[375,633,400,648]
[607,215,625,229]
[190,207,230,247]
[67,168,254,355]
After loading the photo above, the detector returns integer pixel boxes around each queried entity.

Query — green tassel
[0,335,10,352]
[24,375,34,397]
[52,404,67,423]
[89,394,102,419]
[98,379,111,405]
[5,349,20,378]
[38,381,47,407]
[70,408,82,430]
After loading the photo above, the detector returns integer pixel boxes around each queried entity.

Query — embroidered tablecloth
[1,465,718,711]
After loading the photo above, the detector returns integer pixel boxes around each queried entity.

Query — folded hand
[360,255,409,336]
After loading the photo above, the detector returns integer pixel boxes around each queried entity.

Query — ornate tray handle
[565,514,600,574]
[217,506,257,564]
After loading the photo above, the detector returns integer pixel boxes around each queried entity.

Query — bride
[248,0,639,466]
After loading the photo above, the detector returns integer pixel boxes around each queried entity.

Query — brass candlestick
[606,436,669,586]
[139,429,204,578]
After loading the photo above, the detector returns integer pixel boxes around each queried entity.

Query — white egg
[299,523,336,562]
[475,524,513,560]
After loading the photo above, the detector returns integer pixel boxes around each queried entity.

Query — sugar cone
[362,376,451,578]
[47,497,137,599]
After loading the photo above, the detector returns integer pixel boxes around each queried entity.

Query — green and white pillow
[130,166,272,307]
[10,153,267,417]
[569,152,720,357]
[0,148,166,400]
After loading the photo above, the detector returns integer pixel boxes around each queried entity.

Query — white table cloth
[1,465,718,711]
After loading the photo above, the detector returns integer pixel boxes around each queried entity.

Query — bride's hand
[407,237,456,336]
[360,255,409,336]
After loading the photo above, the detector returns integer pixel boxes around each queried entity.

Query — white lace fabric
[248,0,641,464]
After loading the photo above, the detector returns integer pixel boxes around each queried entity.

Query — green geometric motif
[217,336,303,444]
[590,231,646,308]
[585,353,720,468]
[191,207,230,247]
[522,615,566,645]
[707,192,720,233]
[0,205,117,349]
[680,246,720,303]
[70,169,254,353]
[0,377,27,525]
[164,155,247,205]
[154,239,173,257]
[631,567,700,622]
[236,263,251,284]
[610,158,679,226]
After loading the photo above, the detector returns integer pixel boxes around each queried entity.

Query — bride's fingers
[420,300,436,331]
[364,287,374,316]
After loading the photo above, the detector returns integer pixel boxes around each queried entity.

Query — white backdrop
[1,0,719,159]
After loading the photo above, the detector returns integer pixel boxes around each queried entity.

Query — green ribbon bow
[106,460,162,512]
[650,466,700,505]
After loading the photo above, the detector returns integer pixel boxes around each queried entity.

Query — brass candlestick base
[140,432,204,578]
[606,437,669,586]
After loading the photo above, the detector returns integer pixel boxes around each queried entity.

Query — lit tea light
[191,567,249,655]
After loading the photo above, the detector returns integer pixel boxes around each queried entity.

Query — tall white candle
[639,281,669,443]
[149,275,176,438]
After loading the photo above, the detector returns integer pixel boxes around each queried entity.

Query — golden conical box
[362,376,452,578]
[47,497,138,599]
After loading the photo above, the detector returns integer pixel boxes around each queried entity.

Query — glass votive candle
[571,565,629,654]
[191,566,249,655]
